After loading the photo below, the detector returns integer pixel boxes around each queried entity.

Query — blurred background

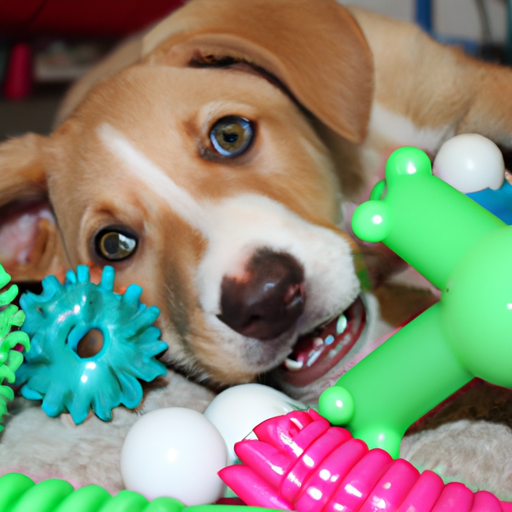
[0,0,184,140]
[0,0,510,142]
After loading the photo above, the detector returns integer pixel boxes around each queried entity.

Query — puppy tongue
[281,296,366,387]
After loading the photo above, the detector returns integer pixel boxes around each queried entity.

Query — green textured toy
[0,266,30,432]
[319,146,512,458]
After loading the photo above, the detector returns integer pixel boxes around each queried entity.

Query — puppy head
[0,0,374,390]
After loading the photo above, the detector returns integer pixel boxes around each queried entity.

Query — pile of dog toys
[3,139,512,512]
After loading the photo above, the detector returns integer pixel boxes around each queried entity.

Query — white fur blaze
[97,123,211,233]
[197,194,360,337]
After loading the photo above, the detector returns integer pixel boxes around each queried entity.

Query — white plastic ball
[204,383,304,463]
[120,407,227,505]
[433,133,504,193]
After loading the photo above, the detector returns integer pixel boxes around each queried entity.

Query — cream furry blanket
[0,370,214,492]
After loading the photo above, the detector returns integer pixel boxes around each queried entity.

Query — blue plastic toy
[467,183,512,224]
[16,265,168,424]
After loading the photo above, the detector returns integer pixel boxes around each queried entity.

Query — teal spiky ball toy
[16,265,168,425]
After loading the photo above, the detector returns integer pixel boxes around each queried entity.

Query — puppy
[1,0,512,497]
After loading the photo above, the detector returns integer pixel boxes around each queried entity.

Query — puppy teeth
[313,337,324,348]
[284,358,304,371]
[336,314,348,335]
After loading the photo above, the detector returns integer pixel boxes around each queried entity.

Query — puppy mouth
[280,295,366,387]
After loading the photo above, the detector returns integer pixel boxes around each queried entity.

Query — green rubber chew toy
[0,265,30,432]
[319,146,512,458]
[0,473,187,512]
[0,473,273,512]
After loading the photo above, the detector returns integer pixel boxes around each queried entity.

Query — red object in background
[0,0,184,99]
[0,0,184,36]
[3,42,32,100]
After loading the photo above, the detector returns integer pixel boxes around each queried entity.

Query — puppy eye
[209,116,254,157]
[94,228,138,261]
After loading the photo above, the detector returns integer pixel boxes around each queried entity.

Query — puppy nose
[218,251,305,340]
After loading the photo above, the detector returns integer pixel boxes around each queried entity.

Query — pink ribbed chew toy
[220,409,512,512]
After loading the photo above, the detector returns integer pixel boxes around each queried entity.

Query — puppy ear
[142,0,374,144]
[0,134,66,283]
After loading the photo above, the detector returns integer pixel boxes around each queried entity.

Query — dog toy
[318,145,512,458]
[204,383,305,463]
[219,409,512,512]
[120,384,305,504]
[433,133,512,224]
[15,265,168,425]
[0,265,30,432]
[0,472,186,512]
[0,473,273,512]
[121,407,228,505]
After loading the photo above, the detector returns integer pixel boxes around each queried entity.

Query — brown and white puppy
[2,0,512,497]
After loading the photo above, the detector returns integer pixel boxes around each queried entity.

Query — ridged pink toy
[219,409,512,512]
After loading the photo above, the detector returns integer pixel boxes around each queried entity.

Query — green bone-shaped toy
[319,146,512,458]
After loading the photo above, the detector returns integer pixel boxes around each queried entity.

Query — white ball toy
[433,133,504,193]
[120,407,227,505]
[204,383,304,463]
